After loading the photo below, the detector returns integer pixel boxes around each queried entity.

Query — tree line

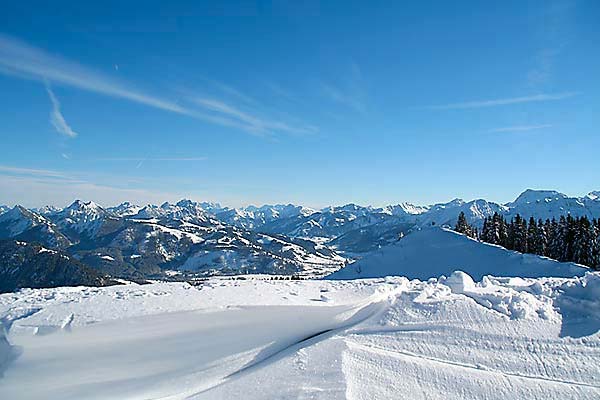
[454,211,600,269]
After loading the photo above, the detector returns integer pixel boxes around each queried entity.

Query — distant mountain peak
[67,199,103,211]
[586,191,600,200]
[107,202,142,217]
[511,189,565,205]
[1,205,43,223]
[175,199,196,208]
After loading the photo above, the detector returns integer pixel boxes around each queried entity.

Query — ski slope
[327,227,588,280]
[1,272,599,399]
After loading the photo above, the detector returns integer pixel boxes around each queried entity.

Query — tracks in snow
[345,340,600,390]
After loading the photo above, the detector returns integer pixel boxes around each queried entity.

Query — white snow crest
[441,271,556,320]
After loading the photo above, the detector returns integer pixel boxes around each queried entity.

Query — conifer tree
[481,217,492,243]
[535,218,548,256]
[454,211,477,238]
[573,216,594,266]
[554,216,568,261]
[456,212,600,270]
[497,214,509,247]
[511,214,527,253]
[592,220,600,269]
[527,217,538,254]
[543,219,553,257]
[564,215,576,261]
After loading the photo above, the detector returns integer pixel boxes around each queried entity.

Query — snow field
[0,272,599,399]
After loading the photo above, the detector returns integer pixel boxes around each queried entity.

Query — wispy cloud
[0,34,187,114]
[45,84,78,138]
[321,83,366,113]
[0,34,315,137]
[321,63,367,113]
[527,0,575,88]
[265,81,296,101]
[425,92,578,110]
[489,124,553,133]
[207,79,258,106]
[189,96,316,136]
[95,157,208,161]
[528,48,563,88]
[0,165,69,179]
[91,156,208,170]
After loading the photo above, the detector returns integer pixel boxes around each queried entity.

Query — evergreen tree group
[454,212,478,239]
[477,212,600,269]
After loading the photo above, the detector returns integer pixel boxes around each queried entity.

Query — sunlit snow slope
[1,273,599,399]
[327,227,588,280]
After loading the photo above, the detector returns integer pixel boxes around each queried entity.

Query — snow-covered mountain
[0,200,346,280]
[0,206,71,249]
[207,190,600,254]
[415,198,508,227]
[215,204,316,230]
[0,205,10,215]
[27,189,598,252]
[0,240,114,293]
[69,218,344,278]
[2,190,599,399]
[33,205,62,215]
[46,200,120,240]
[259,204,407,241]
[2,189,599,283]
[130,200,219,227]
[106,201,142,217]
[504,189,600,221]
[587,191,600,200]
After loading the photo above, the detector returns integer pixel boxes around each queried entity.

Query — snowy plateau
[0,189,599,399]
[1,271,599,399]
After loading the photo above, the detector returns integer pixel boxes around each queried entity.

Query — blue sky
[0,0,598,208]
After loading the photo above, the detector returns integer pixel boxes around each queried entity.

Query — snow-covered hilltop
[1,272,598,399]
[326,227,587,280]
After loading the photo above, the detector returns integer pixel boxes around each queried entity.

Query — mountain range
[1,189,599,289]
[0,240,116,293]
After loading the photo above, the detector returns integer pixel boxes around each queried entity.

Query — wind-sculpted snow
[0,273,599,399]
[0,321,16,378]
[554,272,600,338]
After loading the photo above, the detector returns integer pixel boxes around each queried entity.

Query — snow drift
[1,274,599,399]
[326,227,588,280]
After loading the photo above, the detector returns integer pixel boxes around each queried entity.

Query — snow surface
[1,272,599,399]
[327,227,588,281]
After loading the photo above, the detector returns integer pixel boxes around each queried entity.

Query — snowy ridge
[327,227,587,280]
[504,189,600,222]
[106,201,142,217]
[0,206,51,237]
[0,206,71,249]
[49,200,114,237]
